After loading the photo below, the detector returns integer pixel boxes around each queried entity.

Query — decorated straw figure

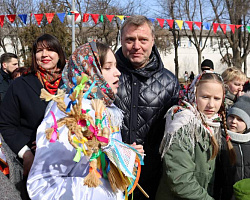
[27,41,146,200]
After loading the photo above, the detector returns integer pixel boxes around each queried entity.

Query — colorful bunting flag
[156,18,165,28]
[148,18,155,23]
[18,14,27,24]
[7,14,16,23]
[74,13,80,21]
[34,13,44,25]
[57,13,65,23]
[228,24,235,34]
[203,22,210,30]
[185,21,193,30]
[220,24,227,34]
[45,13,55,24]
[91,14,99,24]
[166,19,174,29]
[236,25,242,29]
[99,15,104,23]
[106,15,114,22]
[194,21,202,29]
[213,23,219,33]
[247,26,250,33]
[0,15,4,27]
[83,13,89,22]
[116,15,125,21]
[175,20,183,30]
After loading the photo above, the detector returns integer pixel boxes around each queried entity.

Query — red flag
[7,14,16,23]
[228,24,235,34]
[45,13,55,24]
[194,21,202,29]
[213,23,219,33]
[34,13,44,25]
[0,15,4,27]
[106,15,115,22]
[91,14,99,24]
[83,13,89,22]
[166,19,174,29]
[74,13,80,22]
[156,18,165,28]
[236,25,242,29]
[185,21,193,30]
[220,24,227,34]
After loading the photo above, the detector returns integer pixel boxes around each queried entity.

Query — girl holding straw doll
[27,41,145,200]
[156,72,225,200]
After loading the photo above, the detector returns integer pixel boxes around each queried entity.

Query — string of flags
[0,12,250,34]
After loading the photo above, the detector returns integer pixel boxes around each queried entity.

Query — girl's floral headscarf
[62,41,115,106]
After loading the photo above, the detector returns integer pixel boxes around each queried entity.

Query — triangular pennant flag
[34,13,44,25]
[220,24,227,34]
[83,13,89,22]
[185,21,193,30]
[99,15,104,22]
[7,14,16,23]
[74,13,80,22]
[116,15,125,21]
[247,26,250,33]
[45,13,55,24]
[156,18,165,28]
[166,19,174,29]
[91,14,99,24]
[213,23,219,33]
[228,24,235,34]
[0,15,4,27]
[18,14,27,24]
[106,15,114,22]
[175,20,183,30]
[203,22,210,30]
[148,18,155,23]
[194,21,202,29]
[236,25,242,29]
[57,13,65,23]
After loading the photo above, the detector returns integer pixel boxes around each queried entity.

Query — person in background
[0,33,65,177]
[114,15,180,200]
[201,59,214,72]
[184,71,188,85]
[189,71,195,83]
[0,53,18,105]
[221,67,247,111]
[156,72,225,200]
[11,67,26,79]
[214,95,250,200]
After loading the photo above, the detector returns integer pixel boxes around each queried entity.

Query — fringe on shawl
[159,112,222,159]
[105,105,124,129]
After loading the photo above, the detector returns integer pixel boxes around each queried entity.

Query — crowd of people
[0,15,250,200]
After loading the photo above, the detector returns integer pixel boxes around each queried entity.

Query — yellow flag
[116,15,125,21]
[175,20,183,30]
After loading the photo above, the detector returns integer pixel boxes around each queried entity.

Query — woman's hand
[31,141,36,151]
[130,142,145,156]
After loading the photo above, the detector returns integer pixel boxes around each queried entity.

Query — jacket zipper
[238,144,244,179]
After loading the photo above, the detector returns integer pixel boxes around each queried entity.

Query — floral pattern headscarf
[61,41,115,106]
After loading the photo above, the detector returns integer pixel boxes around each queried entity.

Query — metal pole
[72,0,76,53]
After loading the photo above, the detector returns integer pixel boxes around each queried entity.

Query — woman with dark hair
[0,33,65,179]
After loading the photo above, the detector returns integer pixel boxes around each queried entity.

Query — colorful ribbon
[83,80,97,99]
[73,136,88,156]
[50,111,58,143]
[66,99,77,112]
[74,75,88,98]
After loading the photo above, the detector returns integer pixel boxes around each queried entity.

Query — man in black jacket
[114,15,180,200]
[0,53,18,105]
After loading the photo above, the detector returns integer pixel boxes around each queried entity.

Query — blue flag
[148,18,155,23]
[57,13,66,23]
[18,14,27,24]
[204,22,210,30]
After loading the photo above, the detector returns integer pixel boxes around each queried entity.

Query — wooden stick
[137,183,149,198]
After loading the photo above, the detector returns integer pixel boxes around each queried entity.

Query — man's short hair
[201,59,214,71]
[121,15,155,37]
[0,53,18,68]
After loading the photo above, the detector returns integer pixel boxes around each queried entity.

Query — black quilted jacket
[114,46,179,199]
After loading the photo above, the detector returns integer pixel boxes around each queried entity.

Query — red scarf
[36,66,62,94]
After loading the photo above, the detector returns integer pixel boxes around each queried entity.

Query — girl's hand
[130,142,145,155]
[31,141,36,151]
